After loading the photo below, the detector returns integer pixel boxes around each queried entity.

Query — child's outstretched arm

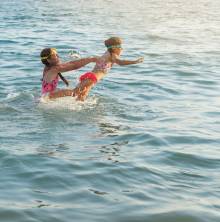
[112,55,144,66]
[56,57,98,73]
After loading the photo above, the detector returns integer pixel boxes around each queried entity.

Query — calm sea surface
[0,0,220,221]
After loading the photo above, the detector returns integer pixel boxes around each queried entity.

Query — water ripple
[1,0,220,221]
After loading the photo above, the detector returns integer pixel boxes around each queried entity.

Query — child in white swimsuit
[74,37,144,101]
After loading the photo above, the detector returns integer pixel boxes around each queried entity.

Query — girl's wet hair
[104,37,122,53]
[40,48,51,66]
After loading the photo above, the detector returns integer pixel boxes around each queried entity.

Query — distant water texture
[0,0,220,221]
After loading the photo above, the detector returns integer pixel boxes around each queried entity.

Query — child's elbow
[119,62,126,66]
[116,61,123,66]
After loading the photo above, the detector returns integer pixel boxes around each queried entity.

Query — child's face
[48,50,60,65]
[114,48,122,56]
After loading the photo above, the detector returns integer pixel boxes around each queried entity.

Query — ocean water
[0,0,220,221]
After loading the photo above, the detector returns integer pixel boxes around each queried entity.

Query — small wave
[0,39,18,44]
[4,91,35,103]
[162,150,220,169]
[175,70,200,77]
[0,103,21,113]
[204,111,220,117]
[164,135,219,145]
[147,34,185,44]
[192,79,218,86]
[5,92,21,100]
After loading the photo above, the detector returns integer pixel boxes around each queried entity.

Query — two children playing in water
[40,37,144,101]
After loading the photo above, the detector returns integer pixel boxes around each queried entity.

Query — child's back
[92,51,113,81]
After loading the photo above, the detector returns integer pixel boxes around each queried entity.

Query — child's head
[104,37,123,56]
[40,48,59,66]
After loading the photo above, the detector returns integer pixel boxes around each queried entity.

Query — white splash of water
[5,91,34,102]
[38,96,98,111]
[68,50,81,59]
[6,92,21,100]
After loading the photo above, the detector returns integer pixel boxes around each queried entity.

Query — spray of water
[38,95,98,111]
[68,50,81,59]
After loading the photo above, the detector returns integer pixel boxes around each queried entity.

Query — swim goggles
[107,45,122,49]
[40,48,57,60]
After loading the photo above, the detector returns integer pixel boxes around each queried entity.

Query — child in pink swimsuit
[41,73,59,95]
[73,37,144,101]
[40,48,97,99]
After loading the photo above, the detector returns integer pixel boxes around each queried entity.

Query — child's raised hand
[136,57,144,63]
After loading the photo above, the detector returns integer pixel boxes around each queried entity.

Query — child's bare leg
[75,80,94,101]
[76,87,92,101]
[49,89,75,99]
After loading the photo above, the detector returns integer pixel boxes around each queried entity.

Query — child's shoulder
[103,51,116,62]
[100,51,109,59]
[44,66,59,76]
[109,53,119,63]
[96,51,110,62]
